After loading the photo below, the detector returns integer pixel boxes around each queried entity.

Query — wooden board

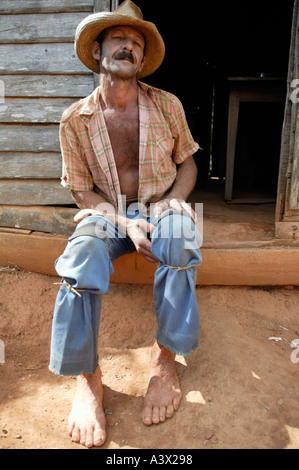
[276,0,299,225]
[0,125,59,152]
[0,1,94,14]
[1,75,94,98]
[289,148,299,209]
[0,153,62,179]
[0,98,77,123]
[94,0,111,12]
[0,205,77,234]
[0,13,89,43]
[1,231,299,285]
[0,44,89,74]
[0,179,73,205]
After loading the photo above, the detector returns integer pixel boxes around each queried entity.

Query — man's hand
[153,198,197,222]
[126,218,157,263]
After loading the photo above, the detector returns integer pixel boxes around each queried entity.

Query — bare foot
[68,366,106,448]
[142,341,182,425]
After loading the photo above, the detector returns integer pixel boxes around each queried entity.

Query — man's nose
[122,38,133,51]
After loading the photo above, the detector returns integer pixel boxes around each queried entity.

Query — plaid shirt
[60,81,199,207]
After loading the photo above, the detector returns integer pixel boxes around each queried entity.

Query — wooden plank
[237,90,286,102]
[276,0,299,224]
[0,98,77,123]
[0,153,62,179]
[0,125,59,152]
[0,226,32,235]
[0,231,68,276]
[0,205,77,234]
[1,75,94,97]
[0,44,90,74]
[0,1,94,14]
[94,0,111,12]
[1,231,299,285]
[0,13,89,43]
[289,3,299,212]
[225,91,240,201]
[0,179,73,205]
[289,138,299,209]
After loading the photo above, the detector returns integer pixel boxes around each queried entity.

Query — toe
[68,420,75,437]
[173,394,181,411]
[93,424,106,447]
[142,404,153,425]
[85,427,94,448]
[71,424,81,443]
[159,406,166,422]
[79,428,87,446]
[166,403,174,419]
[152,406,160,424]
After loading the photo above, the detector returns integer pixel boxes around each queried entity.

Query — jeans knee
[66,235,107,265]
[55,235,112,290]
[152,213,202,267]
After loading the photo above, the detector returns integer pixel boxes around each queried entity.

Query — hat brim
[75,12,165,79]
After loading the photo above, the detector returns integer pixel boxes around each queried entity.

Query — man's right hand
[126,218,157,263]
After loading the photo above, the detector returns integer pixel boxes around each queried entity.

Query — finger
[181,202,197,222]
[74,209,97,222]
[138,248,157,262]
[153,201,169,218]
[138,241,157,262]
[169,199,183,211]
[136,219,154,234]
[143,254,158,263]
[147,222,156,233]
[153,205,163,219]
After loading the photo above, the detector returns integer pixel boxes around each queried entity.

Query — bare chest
[103,107,139,168]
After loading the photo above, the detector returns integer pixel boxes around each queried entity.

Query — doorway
[135,0,293,200]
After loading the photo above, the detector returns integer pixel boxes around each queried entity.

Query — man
[49,0,202,448]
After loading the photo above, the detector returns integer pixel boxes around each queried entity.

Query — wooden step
[0,230,299,286]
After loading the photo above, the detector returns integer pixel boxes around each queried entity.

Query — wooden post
[224,91,240,201]
[275,0,299,234]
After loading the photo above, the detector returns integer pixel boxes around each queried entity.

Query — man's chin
[109,65,137,80]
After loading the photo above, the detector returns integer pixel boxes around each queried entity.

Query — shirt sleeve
[59,119,94,191]
[169,95,200,164]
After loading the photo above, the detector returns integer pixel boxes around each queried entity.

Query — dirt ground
[0,268,299,450]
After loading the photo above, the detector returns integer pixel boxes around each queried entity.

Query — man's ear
[138,55,146,74]
[92,41,101,61]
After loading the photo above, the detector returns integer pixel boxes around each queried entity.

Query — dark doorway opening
[132,0,293,201]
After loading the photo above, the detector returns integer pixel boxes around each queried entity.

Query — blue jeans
[49,210,202,376]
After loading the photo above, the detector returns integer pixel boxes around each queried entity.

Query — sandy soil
[0,268,299,450]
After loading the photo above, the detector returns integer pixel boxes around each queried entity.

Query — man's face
[92,25,146,79]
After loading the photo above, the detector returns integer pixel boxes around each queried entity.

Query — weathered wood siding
[275,0,299,239]
[0,0,96,234]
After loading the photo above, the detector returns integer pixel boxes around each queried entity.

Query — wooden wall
[276,0,299,239]
[0,0,96,234]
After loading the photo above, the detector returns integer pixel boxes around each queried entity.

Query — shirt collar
[79,86,100,119]
[78,81,151,119]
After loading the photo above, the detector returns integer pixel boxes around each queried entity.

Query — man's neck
[99,74,139,112]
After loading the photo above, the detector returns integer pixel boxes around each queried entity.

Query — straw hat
[75,0,165,79]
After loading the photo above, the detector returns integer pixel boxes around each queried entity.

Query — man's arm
[153,156,198,220]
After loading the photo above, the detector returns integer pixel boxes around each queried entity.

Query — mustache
[113,50,135,63]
